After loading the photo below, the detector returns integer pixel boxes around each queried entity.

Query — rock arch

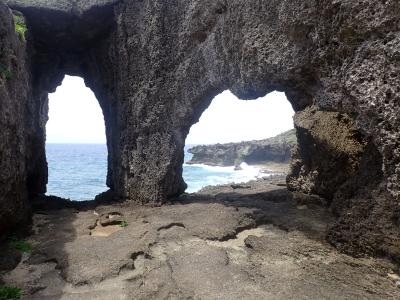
[0,0,399,260]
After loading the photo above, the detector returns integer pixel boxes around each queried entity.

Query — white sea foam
[183,163,235,172]
[183,161,273,193]
[45,144,277,200]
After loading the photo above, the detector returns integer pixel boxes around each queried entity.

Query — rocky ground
[255,162,290,175]
[1,178,399,299]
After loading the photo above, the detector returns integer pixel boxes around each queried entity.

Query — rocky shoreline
[187,129,296,168]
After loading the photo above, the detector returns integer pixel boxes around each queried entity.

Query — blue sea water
[46,144,263,201]
[46,144,108,201]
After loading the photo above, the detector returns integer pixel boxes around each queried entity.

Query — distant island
[187,129,296,171]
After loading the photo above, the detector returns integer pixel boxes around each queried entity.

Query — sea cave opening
[184,90,296,193]
[45,75,108,201]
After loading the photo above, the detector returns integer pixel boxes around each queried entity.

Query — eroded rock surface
[4,0,119,14]
[187,129,296,167]
[0,2,32,235]
[0,0,399,260]
[287,107,367,199]
[1,182,399,299]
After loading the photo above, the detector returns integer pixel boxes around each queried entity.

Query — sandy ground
[1,178,400,299]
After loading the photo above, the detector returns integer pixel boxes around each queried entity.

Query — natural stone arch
[4,0,341,203]
[2,0,119,198]
[0,0,399,260]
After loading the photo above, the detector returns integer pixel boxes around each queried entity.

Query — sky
[186,90,295,144]
[47,76,106,144]
[47,76,295,145]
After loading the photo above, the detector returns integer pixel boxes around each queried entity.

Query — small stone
[297,205,308,210]
[395,281,400,288]
[234,165,243,171]
[388,272,400,282]
[0,247,22,271]
[26,253,50,265]
[100,212,123,226]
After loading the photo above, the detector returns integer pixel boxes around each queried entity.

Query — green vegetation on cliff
[13,15,27,42]
[8,238,32,253]
[0,64,11,80]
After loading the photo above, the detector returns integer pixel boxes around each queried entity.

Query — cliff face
[0,3,32,235]
[188,130,296,167]
[1,0,399,260]
[287,108,367,199]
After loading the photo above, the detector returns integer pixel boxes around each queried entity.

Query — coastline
[183,161,289,194]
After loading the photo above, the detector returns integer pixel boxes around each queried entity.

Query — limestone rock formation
[287,108,367,199]
[0,0,399,261]
[187,129,296,167]
[3,182,400,299]
[0,3,32,236]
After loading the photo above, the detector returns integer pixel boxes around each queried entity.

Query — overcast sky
[47,76,295,145]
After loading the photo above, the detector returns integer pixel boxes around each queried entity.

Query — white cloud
[186,90,295,145]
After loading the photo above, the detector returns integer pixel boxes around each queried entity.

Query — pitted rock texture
[287,107,400,260]
[1,0,399,259]
[287,107,367,199]
[0,3,32,235]
[187,129,296,167]
[2,183,400,299]
[5,0,119,13]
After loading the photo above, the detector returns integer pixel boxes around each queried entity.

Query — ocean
[46,144,264,201]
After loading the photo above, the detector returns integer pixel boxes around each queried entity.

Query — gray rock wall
[103,0,400,205]
[287,107,367,199]
[0,3,31,235]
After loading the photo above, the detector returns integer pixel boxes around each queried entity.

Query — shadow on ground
[1,179,399,299]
